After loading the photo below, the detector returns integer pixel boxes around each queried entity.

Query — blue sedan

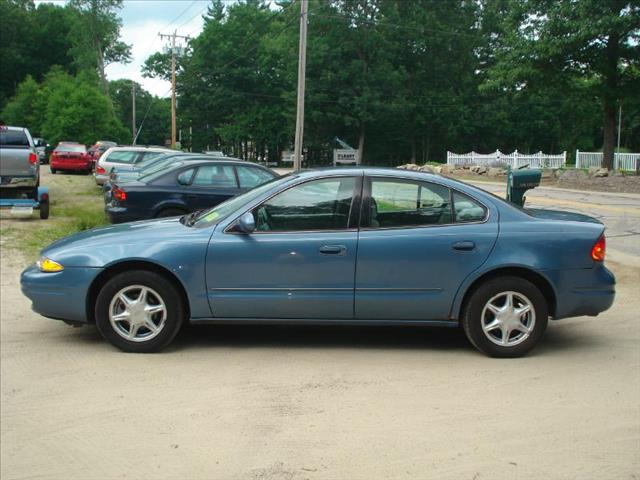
[21,168,615,357]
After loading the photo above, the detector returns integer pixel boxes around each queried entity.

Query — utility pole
[293,0,308,171]
[159,30,189,149]
[131,81,136,145]
[616,103,622,154]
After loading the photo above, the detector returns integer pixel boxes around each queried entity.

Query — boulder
[593,168,609,178]
[588,166,600,175]
[440,165,451,174]
[419,165,435,173]
[432,166,442,174]
[487,167,504,177]
[559,169,588,181]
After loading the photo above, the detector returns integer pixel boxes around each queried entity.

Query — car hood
[42,217,215,267]
[524,208,602,225]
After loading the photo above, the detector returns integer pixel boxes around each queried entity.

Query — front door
[206,175,361,319]
[355,176,499,320]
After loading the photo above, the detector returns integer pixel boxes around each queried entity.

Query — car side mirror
[236,212,256,234]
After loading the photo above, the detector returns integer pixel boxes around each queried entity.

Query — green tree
[68,0,131,95]
[109,79,170,146]
[484,0,640,169]
[1,75,46,134]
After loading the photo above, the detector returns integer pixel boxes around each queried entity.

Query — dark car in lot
[105,159,277,223]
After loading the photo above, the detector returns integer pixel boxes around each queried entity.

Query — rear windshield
[106,151,139,163]
[56,144,86,153]
[0,130,30,148]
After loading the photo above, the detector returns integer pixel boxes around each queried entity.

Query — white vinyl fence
[576,150,640,171]
[447,150,567,169]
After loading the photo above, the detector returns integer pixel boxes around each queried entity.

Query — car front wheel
[462,276,548,358]
[95,270,185,353]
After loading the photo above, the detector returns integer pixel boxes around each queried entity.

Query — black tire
[95,270,186,353]
[50,168,57,174]
[39,200,50,220]
[461,276,548,358]
[156,208,186,218]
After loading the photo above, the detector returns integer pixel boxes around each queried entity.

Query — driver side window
[253,177,356,232]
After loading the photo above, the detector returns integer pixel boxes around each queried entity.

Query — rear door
[354,176,499,320]
[184,164,240,210]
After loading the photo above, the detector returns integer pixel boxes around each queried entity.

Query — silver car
[94,146,174,185]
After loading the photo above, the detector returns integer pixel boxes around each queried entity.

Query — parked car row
[104,154,278,223]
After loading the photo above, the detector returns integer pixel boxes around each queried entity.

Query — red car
[88,141,117,170]
[50,143,92,174]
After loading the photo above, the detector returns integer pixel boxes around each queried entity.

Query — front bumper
[20,264,103,323]
[548,264,616,319]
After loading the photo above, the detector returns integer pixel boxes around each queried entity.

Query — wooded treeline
[2,0,639,167]
[0,0,168,146]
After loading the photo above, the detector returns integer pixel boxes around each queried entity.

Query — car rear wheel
[95,270,185,353]
[156,208,186,218]
[50,168,56,174]
[462,276,548,358]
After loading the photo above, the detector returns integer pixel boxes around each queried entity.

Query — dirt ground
[1,169,639,479]
[1,245,639,479]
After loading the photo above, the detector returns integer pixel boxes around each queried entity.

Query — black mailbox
[507,166,542,206]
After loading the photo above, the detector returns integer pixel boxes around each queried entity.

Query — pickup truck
[0,125,49,219]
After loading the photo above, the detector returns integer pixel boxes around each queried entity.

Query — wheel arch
[453,266,557,321]
[86,260,191,324]
[153,202,189,218]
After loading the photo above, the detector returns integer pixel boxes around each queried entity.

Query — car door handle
[319,245,347,256]
[452,241,476,251]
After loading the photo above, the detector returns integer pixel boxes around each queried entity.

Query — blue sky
[36,0,215,96]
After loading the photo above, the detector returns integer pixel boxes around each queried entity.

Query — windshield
[138,161,185,182]
[193,175,292,226]
[137,154,179,172]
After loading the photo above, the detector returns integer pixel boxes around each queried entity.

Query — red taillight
[29,152,37,165]
[113,186,126,202]
[96,165,106,174]
[591,234,606,262]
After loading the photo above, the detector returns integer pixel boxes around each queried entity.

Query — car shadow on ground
[52,320,604,356]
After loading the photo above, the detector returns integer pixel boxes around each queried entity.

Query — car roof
[106,146,174,153]
[164,157,272,168]
[0,125,28,132]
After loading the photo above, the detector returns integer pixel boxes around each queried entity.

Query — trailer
[0,186,50,219]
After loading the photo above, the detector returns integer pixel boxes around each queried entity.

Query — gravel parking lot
[1,171,639,480]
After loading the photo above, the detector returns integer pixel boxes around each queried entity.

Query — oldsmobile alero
[20,168,615,357]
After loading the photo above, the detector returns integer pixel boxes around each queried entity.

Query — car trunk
[524,208,602,225]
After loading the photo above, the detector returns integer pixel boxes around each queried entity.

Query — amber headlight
[37,257,64,273]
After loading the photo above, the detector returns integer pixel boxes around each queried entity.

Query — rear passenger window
[236,166,274,188]
[453,191,486,223]
[192,165,237,188]
[368,179,452,228]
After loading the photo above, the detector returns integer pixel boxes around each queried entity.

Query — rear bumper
[20,264,102,323]
[547,264,616,319]
[105,203,143,224]
[51,159,92,171]
[95,173,109,185]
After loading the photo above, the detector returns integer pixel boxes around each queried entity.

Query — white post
[576,150,580,169]
[563,151,567,167]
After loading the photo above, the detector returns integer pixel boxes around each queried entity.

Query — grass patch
[0,172,108,260]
